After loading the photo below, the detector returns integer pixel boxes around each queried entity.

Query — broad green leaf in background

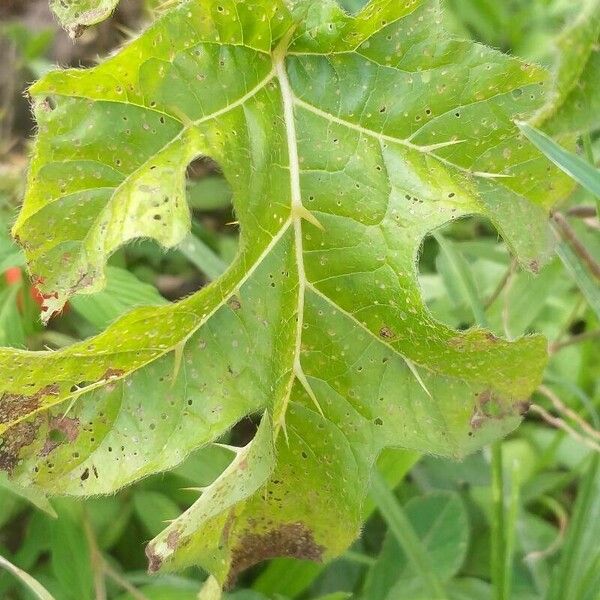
[49,504,94,600]
[70,266,168,330]
[363,491,469,600]
[50,0,121,37]
[0,0,573,589]
[116,585,200,600]
[133,490,182,538]
[0,473,56,517]
[187,177,233,212]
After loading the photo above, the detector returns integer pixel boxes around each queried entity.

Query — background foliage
[0,0,598,599]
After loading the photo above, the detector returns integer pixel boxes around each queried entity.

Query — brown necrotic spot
[227,295,242,311]
[470,389,521,431]
[379,327,395,340]
[0,420,40,473]
[0,384,60,425]
[40,416,80,457]
[146,545,163,573]
[166,530,181,550]
[100,368,125,381]
[227,522,324,587]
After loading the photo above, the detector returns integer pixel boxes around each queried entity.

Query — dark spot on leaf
[100,368,125,381]
[80,468,90,481]
[228,295,242,311]
[227,522,324,587]
[0,420,40,473]
[146,545,163,573]
[0,384,60,425]
[166,530,181,550]
[470,389,520,430]
[379,327,395,340]
[40,416,80,457]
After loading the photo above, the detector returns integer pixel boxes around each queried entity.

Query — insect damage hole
[418,216,510,331]
[156,156,241,297]
[130,156,238,301]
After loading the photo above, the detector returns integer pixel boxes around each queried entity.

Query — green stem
[0,553,55,600]
[491,442,507,600]
[370,470,448,599]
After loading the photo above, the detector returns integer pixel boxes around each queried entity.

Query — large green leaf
[0,0,571,588]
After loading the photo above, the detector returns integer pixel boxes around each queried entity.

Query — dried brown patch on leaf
[0,420,40,473]
[0,385,60,425]
[146,545,164,573]
[100,368,125,381]
[166,530,181,551]
[227,295,242,311]
[379,327,395,340]
[516,400,532,415]
[40,416,80,457]
[470,389,521,430]
[227,522,324,587]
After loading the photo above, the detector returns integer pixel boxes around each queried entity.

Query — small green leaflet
[1,0,572,588]
[50,0,120,37]
[533,0,600,135]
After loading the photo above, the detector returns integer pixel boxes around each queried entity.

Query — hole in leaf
[418,216,510,331]
[119,156,238,301]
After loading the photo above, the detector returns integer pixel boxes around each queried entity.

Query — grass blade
[555,241,600,320]
[178,233,227,281]
[490,443,507,600]
[517,123,600,210]
[433,232,489,327]
[0,553,56,600]
[549,455,600,600]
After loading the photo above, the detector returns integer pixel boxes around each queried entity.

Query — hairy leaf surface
[1,0,571,586]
